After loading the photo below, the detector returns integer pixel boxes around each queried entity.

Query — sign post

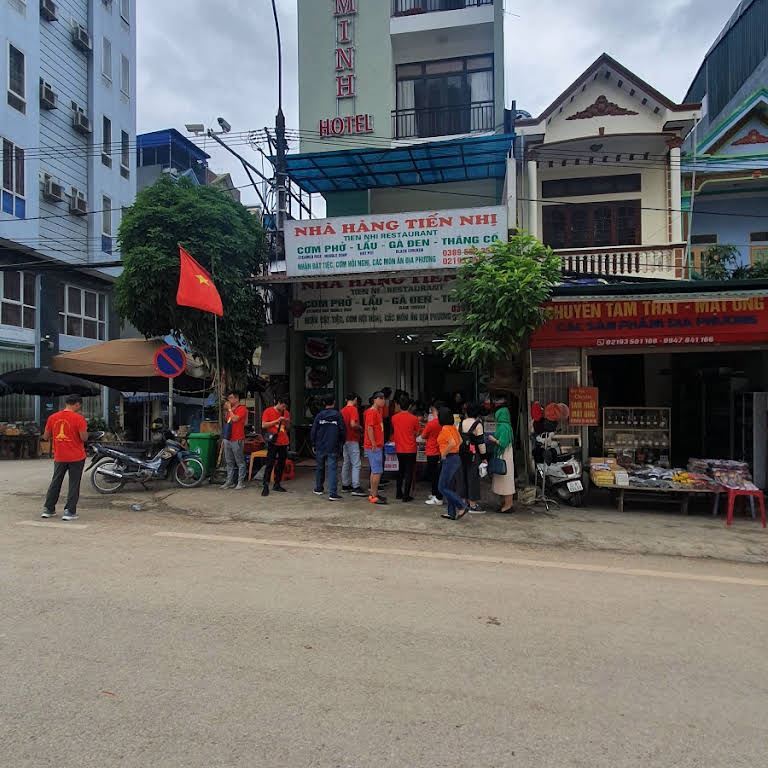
[153,345,188,433]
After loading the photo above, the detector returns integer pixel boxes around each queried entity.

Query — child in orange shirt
[437,407,466,520]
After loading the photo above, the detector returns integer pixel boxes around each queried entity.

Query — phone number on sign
[596,336,717,347]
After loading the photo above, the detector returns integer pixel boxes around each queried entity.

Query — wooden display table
[602,484,717,515]
[0,434,41,459]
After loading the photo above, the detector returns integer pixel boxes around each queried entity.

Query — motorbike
[533,431,584,506]
[87,430,207,494]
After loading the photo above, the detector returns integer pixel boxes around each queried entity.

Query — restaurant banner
[569,387,599,426]
[531,296,768,349]
[293,275,459,331]
[285,206,507,278]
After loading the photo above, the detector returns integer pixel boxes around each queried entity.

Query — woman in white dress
[489,406,515,513]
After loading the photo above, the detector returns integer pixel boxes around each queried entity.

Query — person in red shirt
[41,394,89,521]
[261,396,290,497]
[222,390,248,490]
[340,393,366,496]
[391,397,420,502]
[421,402,444,506]
[364,391,386,505]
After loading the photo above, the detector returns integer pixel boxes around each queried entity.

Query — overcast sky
[136,0,737,208]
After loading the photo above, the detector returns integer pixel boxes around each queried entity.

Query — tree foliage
[438,234,562,370]
[695,244,740,281]
[115,176,268,378]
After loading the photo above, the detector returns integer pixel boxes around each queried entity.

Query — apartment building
[0,0,136,423]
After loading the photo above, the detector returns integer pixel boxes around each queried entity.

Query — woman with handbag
[488,406,515,513]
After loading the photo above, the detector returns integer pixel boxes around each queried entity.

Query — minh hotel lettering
[318,0,375,139]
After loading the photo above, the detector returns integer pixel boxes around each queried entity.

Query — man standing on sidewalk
[364,391,387,506]
[41,394,89,521]
[311,394,346,501]
[222,391,248,490]
[261,396,290,497]
[391,397,420,502]
[341,393,367,497]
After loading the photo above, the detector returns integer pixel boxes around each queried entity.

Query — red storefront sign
[569,387,599,426]
[531,296,768,349]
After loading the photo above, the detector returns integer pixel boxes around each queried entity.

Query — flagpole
[214,313,222,432]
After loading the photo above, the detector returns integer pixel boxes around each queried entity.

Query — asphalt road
[2,495,767,767]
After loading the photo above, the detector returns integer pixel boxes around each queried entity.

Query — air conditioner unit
[40,0,58,21]
[72,24,92,53]
[69,188,88,215]
[43,175,65,202]
[72,111,91,135]
[39,80,57,110]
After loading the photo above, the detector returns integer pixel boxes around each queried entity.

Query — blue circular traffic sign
[153,345,187,379]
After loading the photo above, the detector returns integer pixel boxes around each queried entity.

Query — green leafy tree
[696,244,740,280]
[439,234,562,371]
[116,176,268,380]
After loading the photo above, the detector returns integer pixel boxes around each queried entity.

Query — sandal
[441,512,456,520]
[498,506,514,514]
[456,508,468,519]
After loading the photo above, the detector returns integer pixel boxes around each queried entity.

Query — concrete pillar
[505,154,517,231]
[669,144,683,243]
[527,160,539,238]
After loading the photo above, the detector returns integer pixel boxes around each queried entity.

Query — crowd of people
[300,389,516,520]
[38,391,515,522]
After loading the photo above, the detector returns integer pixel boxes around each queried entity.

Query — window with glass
[395,54,494,139]
[121,130,130,170]
[120,55,130,95]
[751,231,768,265]
[102,37,112,80]
[0,346,35,422]
[102,196,112,254]
[58,285,107,340]
[1,138,25,218]
[120,0,130,23]
[543,201,641,250]
[7,44,25,113]
[690,234,717,273]
[102,116,112,164]
[0,272,36,330]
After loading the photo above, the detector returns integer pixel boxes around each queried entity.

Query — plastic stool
[273,458,295,483]
[724,488,767,528]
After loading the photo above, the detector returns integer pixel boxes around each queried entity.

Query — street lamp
[270,0,288,256]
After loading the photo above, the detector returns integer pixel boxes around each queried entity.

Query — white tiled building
[0,0,136,424]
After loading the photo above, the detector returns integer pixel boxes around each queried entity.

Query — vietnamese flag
[176,246,224,317]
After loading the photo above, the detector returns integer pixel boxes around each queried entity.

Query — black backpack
[459,419,482,458]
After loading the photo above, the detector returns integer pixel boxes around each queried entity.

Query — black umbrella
[0,367,101,397]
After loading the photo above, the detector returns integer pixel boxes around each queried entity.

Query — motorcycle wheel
[91,460,126,494]
[174,457,206,488]
[569,492,584,507]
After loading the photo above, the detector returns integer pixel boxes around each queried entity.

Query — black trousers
[396,452,417,499]
[263,443,288,488]
[44,459,85,514]
[426,455,442,499]
[461,453,481,501]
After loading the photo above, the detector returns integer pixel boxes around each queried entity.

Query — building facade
[682,0,768,269]
[285,0,512,420]
[0,0,137,425]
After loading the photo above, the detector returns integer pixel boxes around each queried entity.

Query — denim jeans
[223,439,246,484]
[342,442,361,488]
[438,454,464,517]
[315,451,338,496]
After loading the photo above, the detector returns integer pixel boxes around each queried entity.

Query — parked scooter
[534,431,584,506]
[87,430,206,494]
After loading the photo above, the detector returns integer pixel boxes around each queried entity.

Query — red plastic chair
[724,488,767,528]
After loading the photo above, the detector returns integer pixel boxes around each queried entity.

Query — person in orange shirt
[391,397,420,502]
[364,391,387,505]
[421,402,443,506]
[41,394,89,521]
[436,406,466,520]
[261,396,290,497]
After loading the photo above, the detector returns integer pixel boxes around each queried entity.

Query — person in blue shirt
[311,394,346,501]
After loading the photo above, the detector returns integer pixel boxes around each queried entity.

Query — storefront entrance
[589,349,768,469]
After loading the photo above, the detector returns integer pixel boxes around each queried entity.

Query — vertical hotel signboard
[318,1,375,139]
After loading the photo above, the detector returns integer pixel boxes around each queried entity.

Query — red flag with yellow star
[176,246,224,317]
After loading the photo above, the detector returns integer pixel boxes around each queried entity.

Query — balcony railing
[392,101,494,140]
[393,0,493,16]
[557,244,689,281]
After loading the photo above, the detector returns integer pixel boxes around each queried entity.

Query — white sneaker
[425,496,443,506]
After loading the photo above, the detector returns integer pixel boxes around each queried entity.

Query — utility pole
[271,0,288,260]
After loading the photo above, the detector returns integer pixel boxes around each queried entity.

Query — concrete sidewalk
[6,459,768,564]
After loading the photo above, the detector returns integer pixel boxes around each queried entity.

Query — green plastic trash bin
[188,433,219,475]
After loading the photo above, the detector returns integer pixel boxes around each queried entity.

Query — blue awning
[284,133,514,194]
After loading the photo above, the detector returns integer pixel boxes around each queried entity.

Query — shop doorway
[588,349,768,466]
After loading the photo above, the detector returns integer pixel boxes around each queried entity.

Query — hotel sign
[319,0,374,138]
[285,206,507,277]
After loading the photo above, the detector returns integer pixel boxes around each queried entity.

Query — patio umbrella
[0,367,101,397]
